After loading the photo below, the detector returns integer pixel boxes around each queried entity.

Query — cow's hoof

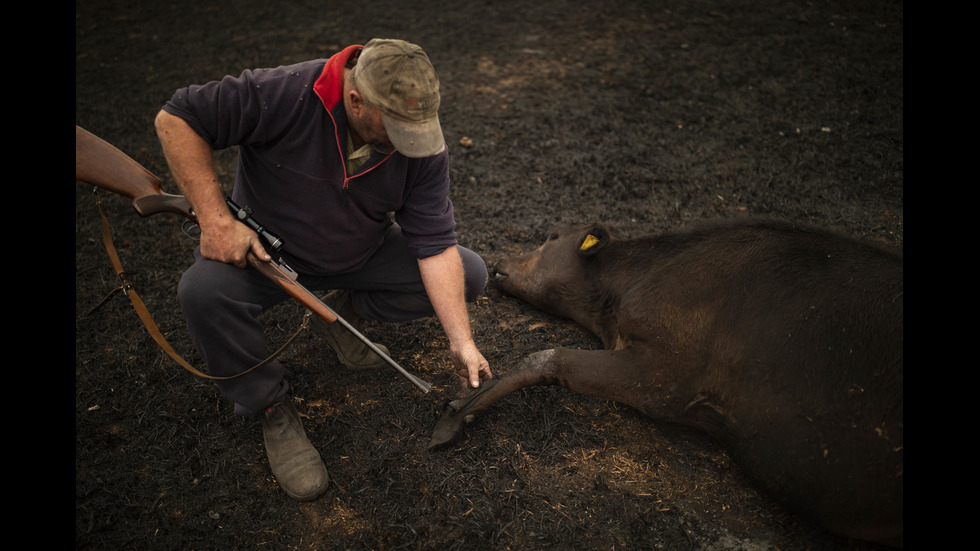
[428,380,499,449]
[429,408,465,449]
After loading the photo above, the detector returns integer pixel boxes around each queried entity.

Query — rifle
[75,125,431,393]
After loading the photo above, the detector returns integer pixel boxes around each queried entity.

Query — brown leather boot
[258,398,329,501]
[312,290,390,369]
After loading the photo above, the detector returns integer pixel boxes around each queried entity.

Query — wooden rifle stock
[75,125,431,393]
[75,126,193,219]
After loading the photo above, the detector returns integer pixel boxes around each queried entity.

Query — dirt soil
[75,1,903,549]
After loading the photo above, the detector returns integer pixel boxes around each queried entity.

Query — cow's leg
[429,347,646,448]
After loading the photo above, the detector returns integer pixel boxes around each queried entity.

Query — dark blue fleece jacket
[162,45,458,276]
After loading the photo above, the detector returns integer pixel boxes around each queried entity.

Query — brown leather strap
[89,189,307,380]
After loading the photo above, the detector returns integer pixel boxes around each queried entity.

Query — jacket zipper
[341,151,393,206]
[326,103,393,205]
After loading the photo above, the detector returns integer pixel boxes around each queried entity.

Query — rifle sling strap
[91,189,307,380]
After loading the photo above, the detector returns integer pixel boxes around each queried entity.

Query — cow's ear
[578,225,609,256]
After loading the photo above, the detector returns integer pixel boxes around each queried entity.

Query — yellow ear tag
[580,234,600,251]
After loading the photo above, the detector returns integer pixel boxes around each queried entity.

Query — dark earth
[75,1,903,549]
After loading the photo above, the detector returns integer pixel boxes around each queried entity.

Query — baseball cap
[353,38,445,158]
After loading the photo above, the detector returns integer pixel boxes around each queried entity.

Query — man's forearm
[418,246,490,387]
[154,110,227,227]
[418,246,473,347]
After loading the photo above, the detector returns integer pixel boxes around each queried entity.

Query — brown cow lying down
[430,219,903,547]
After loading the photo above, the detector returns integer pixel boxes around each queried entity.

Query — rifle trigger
[182,220,201,241]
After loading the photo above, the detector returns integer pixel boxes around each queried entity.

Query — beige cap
[353,38,445,158]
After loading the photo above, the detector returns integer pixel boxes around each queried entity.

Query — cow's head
[493,224,611,319]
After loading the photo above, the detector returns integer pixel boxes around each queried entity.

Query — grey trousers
[177,224,488,415]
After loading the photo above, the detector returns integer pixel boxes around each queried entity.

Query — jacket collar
[313,44,363,111]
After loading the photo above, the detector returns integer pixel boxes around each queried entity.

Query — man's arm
[418,246,492,389]
[154,110,270,267]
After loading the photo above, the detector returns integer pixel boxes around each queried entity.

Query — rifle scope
[225,196,284,253]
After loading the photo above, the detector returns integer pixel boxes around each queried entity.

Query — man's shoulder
[247,59,328,83]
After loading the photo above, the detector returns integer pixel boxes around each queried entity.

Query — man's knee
[177,259,220,313]
[177,255,273,314]
[458,246,488,302]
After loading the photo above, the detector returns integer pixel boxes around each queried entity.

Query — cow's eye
[548,233,560,241]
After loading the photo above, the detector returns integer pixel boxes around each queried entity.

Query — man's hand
[199,214,272,268]
[451,339,492,389]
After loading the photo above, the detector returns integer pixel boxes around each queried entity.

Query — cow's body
[430,219,903,547]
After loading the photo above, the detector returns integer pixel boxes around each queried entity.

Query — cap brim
[382,112,446,158]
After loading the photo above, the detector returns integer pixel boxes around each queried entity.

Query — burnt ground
[75,1,903,549]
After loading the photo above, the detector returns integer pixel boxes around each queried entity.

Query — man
[154,39,492,501]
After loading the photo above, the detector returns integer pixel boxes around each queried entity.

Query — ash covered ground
[76,1,902,549]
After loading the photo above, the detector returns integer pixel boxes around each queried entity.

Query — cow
[430,218,903,547]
